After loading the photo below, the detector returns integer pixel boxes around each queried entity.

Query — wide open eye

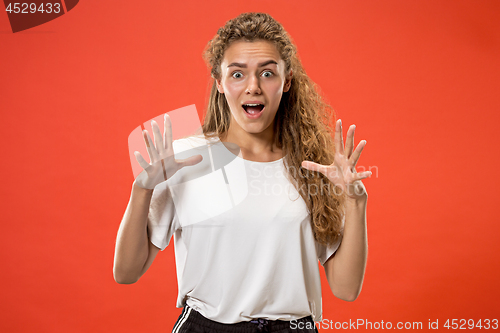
[232,72,243,79]
[261,70,274,78]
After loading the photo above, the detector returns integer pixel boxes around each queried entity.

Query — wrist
[345,194,367,208]
[132,182,154,196]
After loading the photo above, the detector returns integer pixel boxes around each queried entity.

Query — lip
[241,100,265,119]
[243,105,265,119]
[242,100,265,105]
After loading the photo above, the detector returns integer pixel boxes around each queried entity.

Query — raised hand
[301,119,371,199]
[133,114,203,189]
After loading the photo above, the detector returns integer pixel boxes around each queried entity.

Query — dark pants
[172,304,319,333]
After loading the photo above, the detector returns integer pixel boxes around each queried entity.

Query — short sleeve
[147,180,179,251]
[316,215,345,266]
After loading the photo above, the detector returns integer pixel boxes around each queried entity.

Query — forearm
[326,195,368,301]
[113,183,154,284]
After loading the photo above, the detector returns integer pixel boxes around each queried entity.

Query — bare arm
[324,194,368,301]
[113,182,160,284]
[113,115,202,284]
[301,119,370,301]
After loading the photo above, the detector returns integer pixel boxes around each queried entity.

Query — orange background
[1,1,499,332]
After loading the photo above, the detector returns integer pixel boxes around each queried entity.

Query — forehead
[221,40,282,65]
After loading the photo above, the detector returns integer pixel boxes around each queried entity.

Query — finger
[344,124,355,159]
[334,119,344,155]
[164,113,174,154]
[348,140,366,168]
[152,120,165,154]
[352,170,372,181]
[178,154,203,168]
[134,151,150,170]
[301,161,328,175]
[143,130,160,163]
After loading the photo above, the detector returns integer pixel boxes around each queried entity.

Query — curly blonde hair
[201,12,344,246]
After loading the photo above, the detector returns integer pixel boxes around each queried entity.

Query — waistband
[176,304,316,333]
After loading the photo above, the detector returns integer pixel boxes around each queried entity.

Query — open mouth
[242,104,265,114]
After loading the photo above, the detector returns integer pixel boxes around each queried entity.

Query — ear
[283,70,293,92]
[216,78,224,94]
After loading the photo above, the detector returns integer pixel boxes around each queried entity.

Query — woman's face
[216,39,292,138]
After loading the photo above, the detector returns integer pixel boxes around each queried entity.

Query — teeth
[242,103,264,115]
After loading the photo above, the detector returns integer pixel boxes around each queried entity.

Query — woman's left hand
[301,119,371,200]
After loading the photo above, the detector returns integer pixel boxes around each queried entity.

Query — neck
[220,116,281,158]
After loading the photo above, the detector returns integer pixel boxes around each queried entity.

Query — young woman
[114,12,371,333]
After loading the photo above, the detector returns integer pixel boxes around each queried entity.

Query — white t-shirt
[147,135,343,324]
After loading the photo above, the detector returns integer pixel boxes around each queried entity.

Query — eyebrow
[227,60,278,68]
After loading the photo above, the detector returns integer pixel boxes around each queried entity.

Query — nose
[245,74,261,95]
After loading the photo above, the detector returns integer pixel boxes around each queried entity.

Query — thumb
[179,154,203,168]
[301,161,326,173]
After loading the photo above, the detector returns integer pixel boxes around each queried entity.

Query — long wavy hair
[201,12,344,246]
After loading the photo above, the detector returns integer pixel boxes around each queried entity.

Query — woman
[114,12,371,333]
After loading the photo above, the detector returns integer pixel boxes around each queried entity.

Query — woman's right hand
[133,113,203,189]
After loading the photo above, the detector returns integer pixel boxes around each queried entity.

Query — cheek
[223,83,245,115]
[224,82,244,101]
[266,82,285,102]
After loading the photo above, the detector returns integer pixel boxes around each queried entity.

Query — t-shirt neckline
[213,137,286,165]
